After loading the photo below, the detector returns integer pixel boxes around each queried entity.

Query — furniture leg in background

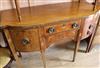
[14,0,22,22]
[86,15,100,52]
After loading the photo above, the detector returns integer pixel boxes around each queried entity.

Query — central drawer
[44,19,81,45]
[47,31,77,44]
[44,19,81,35]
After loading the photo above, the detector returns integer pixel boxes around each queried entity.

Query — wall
[0,0,72,11]
[0,0,96,11]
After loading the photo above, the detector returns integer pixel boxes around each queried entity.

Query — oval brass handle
[22,37,30,45]
[47,27,55,33]
[72,23,79,29]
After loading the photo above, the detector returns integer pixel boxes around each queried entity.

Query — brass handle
[22,37,30,45]
[72,23,79,29]
[47,27,55,33]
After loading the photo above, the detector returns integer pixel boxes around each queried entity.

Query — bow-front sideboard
[0,0,100,68]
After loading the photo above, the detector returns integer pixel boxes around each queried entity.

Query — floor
[11,40,100,68]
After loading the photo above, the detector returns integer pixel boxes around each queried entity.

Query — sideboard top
[0,2,100,27]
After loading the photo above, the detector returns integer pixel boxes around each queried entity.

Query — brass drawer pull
[22,37,30,45]
[72,23,79,29]
[47,27,55,33]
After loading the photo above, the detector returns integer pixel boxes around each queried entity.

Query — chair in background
[0,29,22,68]
[0,46,12,68]
[0,29,13,68]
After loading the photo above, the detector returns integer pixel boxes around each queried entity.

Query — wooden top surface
[0,2,100,28]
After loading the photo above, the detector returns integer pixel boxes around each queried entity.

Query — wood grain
[0,2,100,27]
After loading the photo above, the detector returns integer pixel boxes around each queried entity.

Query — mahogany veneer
[0,2,98,27]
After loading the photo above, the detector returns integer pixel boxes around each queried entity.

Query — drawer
[47,30,77,45]
[9,28,40,52]
[44,19,81,35]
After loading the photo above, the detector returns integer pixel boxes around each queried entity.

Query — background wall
[0,0,96,11]
[0,0,72,11]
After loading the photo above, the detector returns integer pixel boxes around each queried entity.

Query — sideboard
[0,1,100,68]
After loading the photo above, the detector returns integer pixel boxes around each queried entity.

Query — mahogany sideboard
[0,1,100,68]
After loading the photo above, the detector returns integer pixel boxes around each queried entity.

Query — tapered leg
[73,31,81,62]
[38,27,47,68]
[40,50,46,68]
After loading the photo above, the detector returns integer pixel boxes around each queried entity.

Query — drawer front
[47,30,77,45]
[44,19,81,45]
[44,19,81,35]
[9,29,40,52]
